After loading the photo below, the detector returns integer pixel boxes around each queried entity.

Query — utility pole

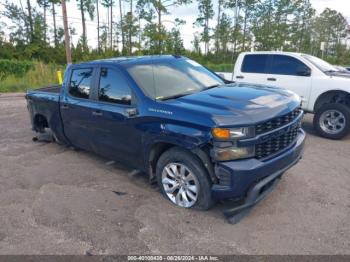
[61,0,72,64]
[96,0,100,52]
[110,0,113,50]
[235,0,238,28]
[231,0,238,63]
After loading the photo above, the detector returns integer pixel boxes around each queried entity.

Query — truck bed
[35,85,61,93]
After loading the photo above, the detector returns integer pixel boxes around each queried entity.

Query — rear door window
[268,55,310,76]
[69,68,93,99]
[241,54,269,74]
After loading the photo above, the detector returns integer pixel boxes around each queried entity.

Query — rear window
[69,68,93,99]
[241,54,269,74]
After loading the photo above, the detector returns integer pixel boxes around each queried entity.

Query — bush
[0,59,34,81]
[205,63,233,72]
[0,61,61,93]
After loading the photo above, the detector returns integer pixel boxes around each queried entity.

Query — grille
[255,126,299,160]
[256,107,301,135]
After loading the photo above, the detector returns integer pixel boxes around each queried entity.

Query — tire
[156,147,215,210]
[313,103,350,139]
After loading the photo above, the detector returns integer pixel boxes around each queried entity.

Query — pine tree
[195,0,214,55]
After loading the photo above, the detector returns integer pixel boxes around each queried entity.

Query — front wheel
[314,103,350,139]
[156,147,215,210]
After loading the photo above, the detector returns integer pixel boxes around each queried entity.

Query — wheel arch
[147,141,216,183]
[314,90,350,113]
[33,114,49,132]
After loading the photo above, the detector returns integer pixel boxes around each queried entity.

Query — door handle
[267,78,276,81]
[125,108,138,117]
[61,104,69,109]
[236,75,244,79]
[92,110,103,116]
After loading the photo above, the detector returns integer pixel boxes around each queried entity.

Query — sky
[1,0,350,49]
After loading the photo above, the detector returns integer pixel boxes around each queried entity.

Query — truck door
[89,66,143,168]
[266,54,312,108]
[60,67,98,152]
[234,54,270,85]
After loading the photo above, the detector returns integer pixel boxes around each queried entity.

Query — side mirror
[297,67,311,77]
[216,73,234,84]
[224,79,235,84]
[217,73,225,78]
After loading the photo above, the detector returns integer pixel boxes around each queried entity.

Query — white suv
[223,51,350,139]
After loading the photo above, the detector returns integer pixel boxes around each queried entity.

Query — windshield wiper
[158,91,196,101]
[158,84,221,101]
[202,84,220,90]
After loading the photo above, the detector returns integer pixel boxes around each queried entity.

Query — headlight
[212,127,254,140]
[212,146,255,161]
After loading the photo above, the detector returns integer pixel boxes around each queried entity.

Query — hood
[328,71,350,79]
[167,83,301,127]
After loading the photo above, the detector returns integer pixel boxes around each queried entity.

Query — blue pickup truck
[26,55,305,223]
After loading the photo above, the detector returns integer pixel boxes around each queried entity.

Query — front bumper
[212,129,305,224]
[212,129,305,201]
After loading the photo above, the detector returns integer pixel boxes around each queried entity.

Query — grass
[0,62,60,93]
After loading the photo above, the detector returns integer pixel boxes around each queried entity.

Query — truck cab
[230,51,350,139]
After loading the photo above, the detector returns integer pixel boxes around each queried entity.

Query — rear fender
[26,92,69,145]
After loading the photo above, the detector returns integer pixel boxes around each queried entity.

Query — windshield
[302,54,338,73]
[126,58,224,100]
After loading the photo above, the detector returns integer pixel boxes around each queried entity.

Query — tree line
[0,0,349,66]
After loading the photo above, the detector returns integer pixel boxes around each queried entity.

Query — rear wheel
[156,147,215,210]
[314,103,350,139]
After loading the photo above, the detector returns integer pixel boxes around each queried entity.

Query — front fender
[142,123,214,178]
[142,123,211,155]
[162,123,212,147]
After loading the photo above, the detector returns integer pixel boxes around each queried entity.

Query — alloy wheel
[319,109,346,135]
[161,162,199,208]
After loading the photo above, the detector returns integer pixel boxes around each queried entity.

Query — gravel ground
[0,93,349,255]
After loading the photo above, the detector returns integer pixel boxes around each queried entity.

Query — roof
[74,55,183,67]
[241,51,304,56]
